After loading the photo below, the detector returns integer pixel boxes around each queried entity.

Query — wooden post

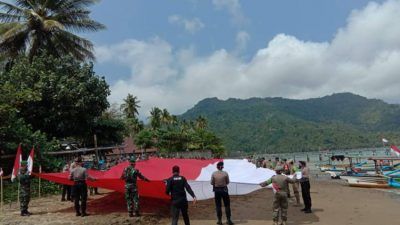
[1,173,3,212]
[94,134,99,162]
[17,182,20,203]
[38,165,42,198]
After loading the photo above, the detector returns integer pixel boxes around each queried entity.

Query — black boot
[135,211,140,217]
[227,219,234,225]
[216,216,222,225]
[76,211,81,216]
[129,212,134,217]
[21,211,28,216]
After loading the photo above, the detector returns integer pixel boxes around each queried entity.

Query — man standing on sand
[166,165,197,225]
[121,156,150,217]
[69,157,96,217]
[18,161,32,216]
[299,161,312,213]
[260,166,297,225]
[211,161,234,225]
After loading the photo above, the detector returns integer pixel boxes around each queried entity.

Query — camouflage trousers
[125,186,139,213]
[272,192,288,222]
[20,192,30,211]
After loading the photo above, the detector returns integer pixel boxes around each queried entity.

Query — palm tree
[149,107,162,130]
[121,94,140,119]
[161,108,171,126]
[0,0,105,62]
[195,116,207,130]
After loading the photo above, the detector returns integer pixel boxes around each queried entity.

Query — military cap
[275,166,284,172]
[129,156,137,163]
[20,160,28,166]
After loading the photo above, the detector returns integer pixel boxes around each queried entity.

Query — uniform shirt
[261,174,296,193]
[166,175,196,205]
[69,166,88,181]
[300,166,310,182]
[301,166,310,178]
[18,168,31,188]
[121,166,148,189]
[211,170,230,188]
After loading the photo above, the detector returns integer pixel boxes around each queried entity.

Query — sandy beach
[1,177,399,225]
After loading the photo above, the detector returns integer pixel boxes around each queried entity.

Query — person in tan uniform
[211,161,234,225]
[260,166,297,225]
[289,160,300,206]
[69,157,96,217]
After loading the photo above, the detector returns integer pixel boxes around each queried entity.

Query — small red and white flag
[27,146,34,175]
[382,138,389,143]
[390,145,400,157]
[11,144,22,182]
[0,167,3,177]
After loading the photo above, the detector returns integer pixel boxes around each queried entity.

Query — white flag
[382,138,389,143]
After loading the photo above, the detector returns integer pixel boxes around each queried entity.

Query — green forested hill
[180,93,400,153]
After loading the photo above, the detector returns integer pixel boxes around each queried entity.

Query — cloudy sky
[84,0,400,118]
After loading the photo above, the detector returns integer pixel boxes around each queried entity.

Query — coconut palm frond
[43,19,64,31]
[0,12,24,22]
[0,0,104,62]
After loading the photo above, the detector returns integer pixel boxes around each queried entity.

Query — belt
[74,180,86,184]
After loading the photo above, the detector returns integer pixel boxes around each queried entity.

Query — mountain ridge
[181,93,400,153]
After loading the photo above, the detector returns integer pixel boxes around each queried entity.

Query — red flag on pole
[11,144,22,182]
[27,146,34,175]
[390,145,400,157]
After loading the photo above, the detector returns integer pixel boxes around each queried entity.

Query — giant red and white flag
[391,145,400,157]
[37,158,277,200]
[27,147,34,175]
[11,144,22,182]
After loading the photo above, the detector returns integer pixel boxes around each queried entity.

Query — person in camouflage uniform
[18,161,31,216]
[120,156,150,217]
[260,166,297,225]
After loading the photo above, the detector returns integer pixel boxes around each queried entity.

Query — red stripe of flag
[11,144,22,182]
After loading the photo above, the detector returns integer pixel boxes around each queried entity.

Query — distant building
[108,137,158,159]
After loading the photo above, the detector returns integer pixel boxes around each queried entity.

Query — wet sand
[1,178,399,225]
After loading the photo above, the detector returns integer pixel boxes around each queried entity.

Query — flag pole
[1,174,3,212]
[17,182,20,203]
[39,165,42,198]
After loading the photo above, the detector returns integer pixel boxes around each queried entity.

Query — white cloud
[234,30,250,54]
[212,0,248,26]
[97,0,400,119]
[168,14,205,34]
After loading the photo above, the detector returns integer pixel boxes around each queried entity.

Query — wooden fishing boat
[342,176,390,188]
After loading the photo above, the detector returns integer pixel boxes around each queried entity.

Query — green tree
[121,94,140,119]
[161,108,171,126]
[0,54,110,142]
[149,107,162,130]
[195,116,207,130]
[134,129,154,153]
[0,0,105,62]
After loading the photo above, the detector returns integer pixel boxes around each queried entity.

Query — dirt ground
[1,178,399,225]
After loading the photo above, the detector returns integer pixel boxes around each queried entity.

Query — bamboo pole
[1,174,3,212]
[17,182,20,203]
[38,165,42,198]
